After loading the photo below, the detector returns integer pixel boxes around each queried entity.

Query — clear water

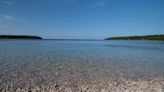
[0,40,164,85]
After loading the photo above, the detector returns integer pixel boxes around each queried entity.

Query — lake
[0,40,164,91]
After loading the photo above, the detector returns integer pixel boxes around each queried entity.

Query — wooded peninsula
[105,35,164,40]
[0,35,42,39]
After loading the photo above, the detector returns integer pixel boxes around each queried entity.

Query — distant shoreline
[1,34,164,41]
[105,35,164,41]
[0,35,42,39]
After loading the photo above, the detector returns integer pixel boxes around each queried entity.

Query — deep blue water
[0,40,164,80]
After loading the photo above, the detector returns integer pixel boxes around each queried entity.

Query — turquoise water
[0,40,164,85]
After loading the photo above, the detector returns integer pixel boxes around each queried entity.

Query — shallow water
[0,40,164,88]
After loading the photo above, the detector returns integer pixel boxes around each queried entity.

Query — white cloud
[4,1,13,5]
[0,15,16,21]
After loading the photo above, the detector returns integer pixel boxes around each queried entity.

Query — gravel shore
[1,62,164,92]
[1,77,164,92]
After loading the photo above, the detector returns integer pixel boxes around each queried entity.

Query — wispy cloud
[4,1,13,5]
[88,1,106,8]
[67,0,107,8]
[81,0,107,8]
[0,15,16,21]
[0,24,9,32]
[0,24,9,27]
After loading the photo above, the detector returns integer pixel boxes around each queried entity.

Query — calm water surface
[0,40,164,83]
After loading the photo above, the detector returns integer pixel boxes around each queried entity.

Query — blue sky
[0,0,164,39]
